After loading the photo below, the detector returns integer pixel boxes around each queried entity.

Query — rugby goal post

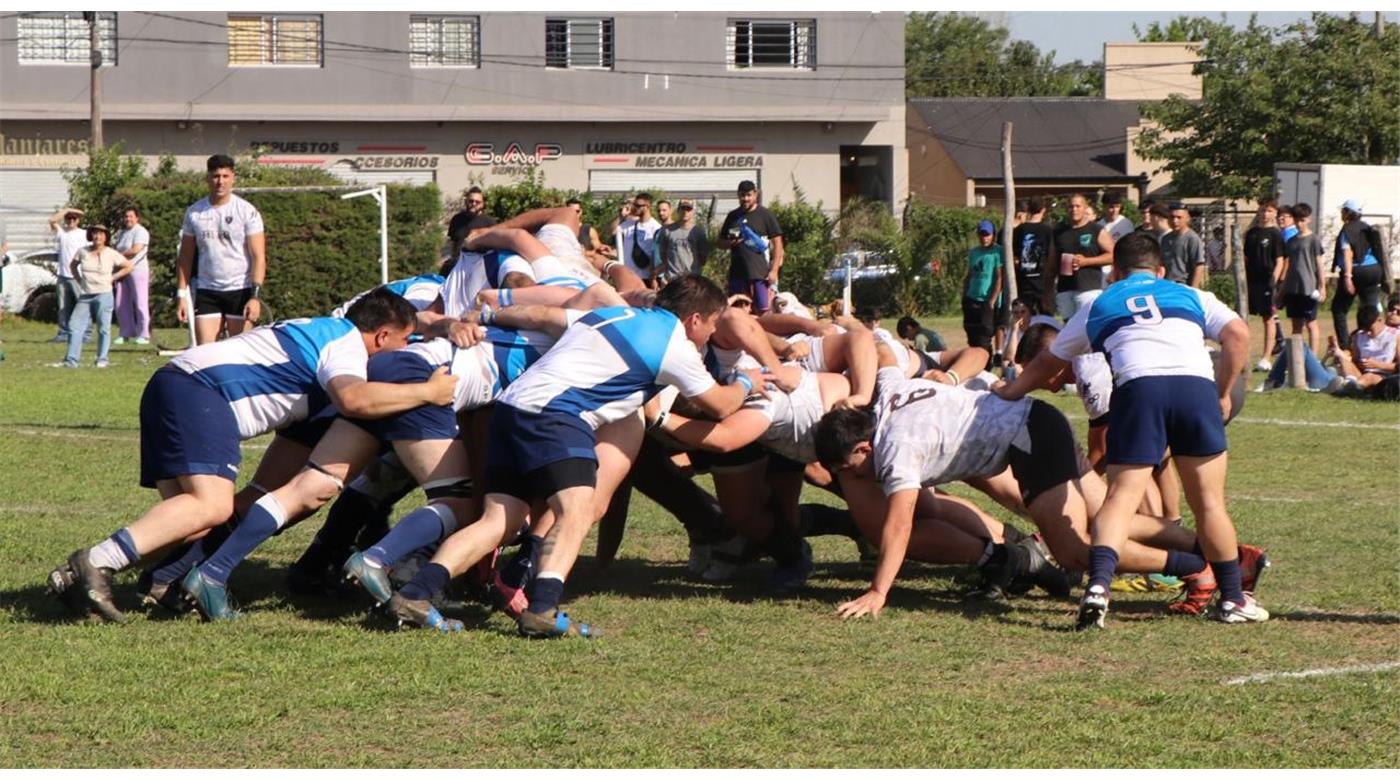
[156,184,389,355]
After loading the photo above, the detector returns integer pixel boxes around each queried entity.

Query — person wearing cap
[1330,198,1390,346]
[718,180,784,313]
[54,223,130,368]
[48,207,88,343]
[962,220,1003,352]
[656,197,710,285]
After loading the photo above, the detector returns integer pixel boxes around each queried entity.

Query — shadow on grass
[1271,609,1400,625]
[0,421,141,433]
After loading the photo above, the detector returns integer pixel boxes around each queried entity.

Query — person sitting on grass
[1326,302,1399,396]
[896,315,946,355]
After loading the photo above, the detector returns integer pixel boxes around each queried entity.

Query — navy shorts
[277,405,338,448]
[139,366,241,488]
[727,278,772,313]
[688,443,767,473]
[1107,375,1227,466]
[484,405,598,500]
[348,351,457,442]
[1283,293,1318,322]
[1006,400,1082,504]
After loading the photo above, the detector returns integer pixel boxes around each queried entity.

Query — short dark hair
[814,408,876,471]
[1026,196,1045,215]
[855,306,882,322]
[566,197,582,207]
[345,287,418,333]
[1014,198,1029,214]
[1113,231,1164,273]
[465,186,484,197]
[656,199,671,208]
[206,154,235,174]
[655,274,726,320]
[1015,322,1060,366]
[1358,305,1381,330]
[634,192,653,205]
[1258,198,1279,211]
[1103,191,1124,207]
[123,205,140,217]
[1292,202,1312,220]
[896,316,921,337]
[1011,296,1041,315]
[1278,204,1294,220]
[1148,203,1172,219]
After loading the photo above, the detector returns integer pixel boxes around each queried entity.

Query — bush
[111,166,444,326]
[903,199,1000,315]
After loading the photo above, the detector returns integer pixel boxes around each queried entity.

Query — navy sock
[365,505,453,568]
[498,535,541,590]
[399,562,451,602]
[1163,549,1208,578]
[1086,545,1120,592]
[525,574,565,615]
[200,495,285,587]
[1212,558,1246,605]
[150,525,229,586]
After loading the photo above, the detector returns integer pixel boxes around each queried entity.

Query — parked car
[2,249,58,321]
[825,250,899,283]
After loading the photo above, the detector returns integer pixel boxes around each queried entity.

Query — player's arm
[684,370,765,420]
[657,408,770,453]
[175,233,197,324]
[1314,240,1328,303]
[757,311,836,337]
[997,348,1069,400]
[486,303,573,338]
[244,230,266,323]
[1190,254,1208,289]
[836,487,917,619]
[717,307,802,392]
[464,226,551,263]
[325,371,457,419]
[482,206,578,236]
[1213,318,1249,419]
[110,252,133,282]
[420,315,484,348]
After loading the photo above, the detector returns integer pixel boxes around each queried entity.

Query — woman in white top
[57,224,130,368]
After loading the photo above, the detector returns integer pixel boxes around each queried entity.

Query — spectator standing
[718,180,784,313]
[175,154,267,345]
[655,199,673,228]
[1330,198,1390,345]
[1243,201,1287,370]
[55,224,129,368]
[49,208,88,343]
[1161,203,1206,288]
[962,220,1003,351]
[1280,202,1326,356]
[1012,197,1055,314]
[447,186,496,259]
[112,206,150,345]
[1101,192,1135,244]
[612,192,663,289]
[656,198,711,284]
[1049,193,1114,320]
[1278,205,1299,243]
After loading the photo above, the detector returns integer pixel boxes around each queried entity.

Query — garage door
[0,169,71,256]
[588,169,759,219]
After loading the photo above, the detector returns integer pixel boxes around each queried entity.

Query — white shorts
[753,371,824,465]
[789,334,827,374]
[535,224,596,278]
[532,255,601,291]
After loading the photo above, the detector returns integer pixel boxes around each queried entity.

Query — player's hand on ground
[447,319,484,348]
[768,364,803,393]
[424,366,458,405]
[836,589,886,619]
[242,298,261,324]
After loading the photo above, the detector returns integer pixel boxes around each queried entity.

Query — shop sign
[0,133,89,165]
[352,155,438,170]
[250,140,341,154]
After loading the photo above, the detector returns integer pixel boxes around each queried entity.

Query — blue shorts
[349,351,458,442]
[277,405,338,448]
[727,278,772,313]
[484,405,597,500]
[1107,375,1227,466]
[139,366,241,488]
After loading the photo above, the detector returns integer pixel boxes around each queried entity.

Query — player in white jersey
[49,290,457,623]
[176,155,267,345]
[332,273,445,319]
[998,232,1268,628]
[388,276,762,637]
[814,340,1247,619]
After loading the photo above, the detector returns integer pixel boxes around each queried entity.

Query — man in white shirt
[611,192,662,289]
[49,208,88,342]
[176,154,267,345]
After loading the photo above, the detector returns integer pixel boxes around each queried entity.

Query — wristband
[603,260,621,276]
[479,304,495,326]
[944,369,960,386]
[498,287,514,308]
[730,370,754,394]
[249,283,262,300]
[176,288,190,300]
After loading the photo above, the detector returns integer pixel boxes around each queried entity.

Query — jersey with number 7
[1050,271,1240,384]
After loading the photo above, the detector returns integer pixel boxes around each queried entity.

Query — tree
[905,12,1101,98]
[1134,13,1400,199]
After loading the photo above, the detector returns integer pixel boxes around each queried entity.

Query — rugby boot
[517,608,595,639]
[1075,584,1110,631]
[66,549,125,623]
[387,592,463,632]
[181,567,240,621]
[342,551,395,607]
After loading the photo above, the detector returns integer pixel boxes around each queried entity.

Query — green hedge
[111,179,444,326]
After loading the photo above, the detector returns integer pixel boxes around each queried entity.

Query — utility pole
[85,11,103,150]
[1000,122,1018,309]
[1377,11,1385,37]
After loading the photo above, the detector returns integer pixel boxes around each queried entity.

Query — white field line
[1225,660,1400,685]
[1061,412,1400,432]
[1,426,267,451]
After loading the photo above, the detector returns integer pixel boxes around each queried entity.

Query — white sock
[88,538,133,571]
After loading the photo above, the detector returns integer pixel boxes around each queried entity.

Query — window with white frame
[545,18,613,70]
[228,15,322,66]
[409,15,480,68]
[727,19,815,70]
[17,12,117,66]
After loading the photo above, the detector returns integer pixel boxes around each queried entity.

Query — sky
[1000,11,1400,64]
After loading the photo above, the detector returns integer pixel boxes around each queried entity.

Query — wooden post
[1000,122,1018,307]
[1229,207,1248,320]
[1288,335,1307,389]
[86,12,103,150]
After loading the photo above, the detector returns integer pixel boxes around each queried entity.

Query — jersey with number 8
[1050,271,1239,385]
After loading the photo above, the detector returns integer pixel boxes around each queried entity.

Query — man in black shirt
[1242,200,1286,370]
[1049,193,1114,320]
[718,180,784,313]
[446,186,498,258]
[1012,197,1054,312]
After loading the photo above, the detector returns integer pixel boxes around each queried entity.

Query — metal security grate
[545,17,613,70]
[409,16,480,68]
[228,15,322,66]
[17,12,117,66]
[727,19,815,70]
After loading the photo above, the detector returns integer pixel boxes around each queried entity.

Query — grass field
[0,315,1397,768]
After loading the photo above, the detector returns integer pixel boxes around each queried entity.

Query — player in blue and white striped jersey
[49,289,458,623]
[998,232,1267,629]
[332,273,445,319]
[388,276,762,636]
